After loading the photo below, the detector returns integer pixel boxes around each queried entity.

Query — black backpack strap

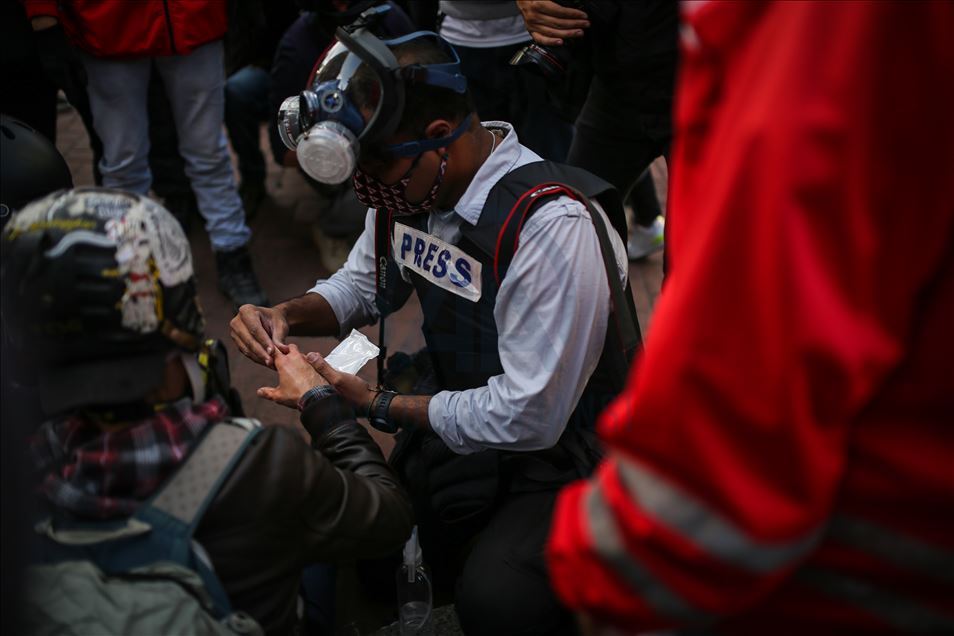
[581,189,644,372]
[493,183,642,374]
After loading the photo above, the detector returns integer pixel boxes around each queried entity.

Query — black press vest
[376,161,626,431]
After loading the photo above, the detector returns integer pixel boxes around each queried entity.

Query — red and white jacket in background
[22,0,227,58]
[547,1,954,633]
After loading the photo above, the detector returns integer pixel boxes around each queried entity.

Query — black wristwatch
[368,390,400,434]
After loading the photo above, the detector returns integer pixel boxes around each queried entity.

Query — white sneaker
[627,215,665,260]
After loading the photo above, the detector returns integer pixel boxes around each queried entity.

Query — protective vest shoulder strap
[500,182,642,376]
[375,209,393,381]
[463,161,627,284]
[465,161,641,374]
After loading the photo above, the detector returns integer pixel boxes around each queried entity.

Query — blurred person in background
[547,2,954,632]
[3,0,105,183]
[224,1,300,218]
[2,0,207,229]
[515,0,677,262]
[23,0,269,310]
[1,1,59,142]
[437,0,573,162]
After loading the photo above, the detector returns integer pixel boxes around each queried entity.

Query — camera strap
[374,208,393,384]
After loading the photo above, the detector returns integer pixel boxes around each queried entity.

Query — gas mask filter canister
[297,121,359,185]
[277,95,304,150]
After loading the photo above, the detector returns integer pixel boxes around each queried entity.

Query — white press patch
[392,222,482,302]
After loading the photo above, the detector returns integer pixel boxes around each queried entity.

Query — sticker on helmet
[391,222,481,302]
[106,196,194,333]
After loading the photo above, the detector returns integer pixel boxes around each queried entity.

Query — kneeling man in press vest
[231,8,637,635]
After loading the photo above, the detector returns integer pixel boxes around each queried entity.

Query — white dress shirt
[309,122,627,454]
[440,15,531,49]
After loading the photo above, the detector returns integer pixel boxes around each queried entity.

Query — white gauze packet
[323,329,380,375]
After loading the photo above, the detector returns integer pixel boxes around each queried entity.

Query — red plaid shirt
[31,397,227,519]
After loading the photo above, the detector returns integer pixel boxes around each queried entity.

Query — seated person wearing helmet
[231,12,629,634]
[3,189,413,635]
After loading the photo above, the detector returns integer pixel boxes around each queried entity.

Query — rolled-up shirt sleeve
[308,208,381,338]
[429,199,628,454]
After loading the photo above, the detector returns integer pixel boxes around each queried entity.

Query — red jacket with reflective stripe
[547,2,954,633]
[23,0,227,58]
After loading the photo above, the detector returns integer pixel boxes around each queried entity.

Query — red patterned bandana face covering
[353,151,449,216]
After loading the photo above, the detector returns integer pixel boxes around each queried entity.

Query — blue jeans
[225,65,270,187]
[82,40,251,251]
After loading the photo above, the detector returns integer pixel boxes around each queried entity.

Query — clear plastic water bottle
[396,526,432,635]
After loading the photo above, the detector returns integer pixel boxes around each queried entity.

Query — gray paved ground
[54,105,665,634]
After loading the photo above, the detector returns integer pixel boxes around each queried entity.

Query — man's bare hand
[516,0,590,47]
[256,344,326,409]
[230,304,289,368]
[306,352,377,414]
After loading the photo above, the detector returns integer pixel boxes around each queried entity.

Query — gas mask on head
[277,5,470,197]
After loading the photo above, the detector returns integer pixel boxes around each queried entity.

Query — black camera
[509,0,594,122]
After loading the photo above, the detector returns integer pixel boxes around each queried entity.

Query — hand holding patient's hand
[230,304,290,368]
[257,344,324,409]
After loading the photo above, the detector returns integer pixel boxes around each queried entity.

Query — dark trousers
[1,63,57,144]
[568,76,670,227]
[454,489,578,636]
[225,65,269,187]
[300,563,336,634]
[387,428,587,636]
[4,62,107,186]
[147,66,193,203]
[455,42,573,162]
[631,169,663,225]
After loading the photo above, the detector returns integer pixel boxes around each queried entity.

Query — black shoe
[215,246,269,309]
